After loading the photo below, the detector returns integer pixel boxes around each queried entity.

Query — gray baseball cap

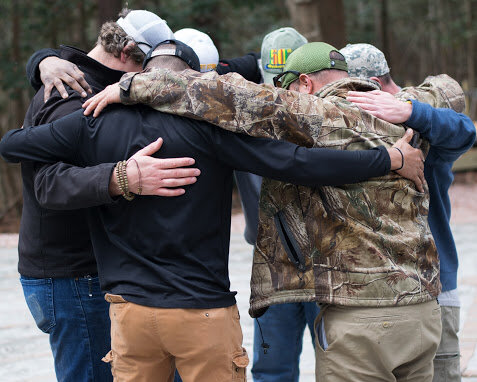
[117,10,174,54]
[261,27,308,84]
[340,43,390,78]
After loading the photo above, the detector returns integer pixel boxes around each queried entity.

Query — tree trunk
[428,0,438,74]
[285,0,322,42]
[380,0,391,67]
[465,0,475,89]
[317,0,346,48]
[77,1,88,51]
[0,0,23,228]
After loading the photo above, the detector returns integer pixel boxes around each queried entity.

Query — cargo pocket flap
[232,347,249,368]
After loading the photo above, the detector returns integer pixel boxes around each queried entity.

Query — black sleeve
[26,48,61,91]
[217,53,262,83]
[21,89,117,210]
[234,171,261,245]
[0,110,85,165]
[213,128,390,186]
[34,162,115,210]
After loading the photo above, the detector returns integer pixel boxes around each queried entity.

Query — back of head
[340,43,390,79]
[143,40,201,72]
[261,27,308,84]
[97,8,174,65]
[279,42,348,89]
[175,28,219,73]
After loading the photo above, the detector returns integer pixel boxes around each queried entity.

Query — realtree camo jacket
[119,70,465,317]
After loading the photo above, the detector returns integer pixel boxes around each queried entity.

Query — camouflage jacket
[119,70,464,317]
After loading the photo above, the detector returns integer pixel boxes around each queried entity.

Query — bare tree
[285,0,346,46]
[285,0,322,41]
[318,0,346,48]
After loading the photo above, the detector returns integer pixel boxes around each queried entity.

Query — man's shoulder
[25,86,84,127]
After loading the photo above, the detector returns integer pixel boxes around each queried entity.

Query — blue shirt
[406,100,476,291]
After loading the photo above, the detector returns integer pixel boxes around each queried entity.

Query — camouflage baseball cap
[340,43,390,78]
[279,42,348,89]
[261,27,308,84]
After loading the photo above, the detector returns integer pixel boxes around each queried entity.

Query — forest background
[0,0,476,230]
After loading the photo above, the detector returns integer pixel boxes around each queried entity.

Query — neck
[87,45,124,71]
[316,72,349,92]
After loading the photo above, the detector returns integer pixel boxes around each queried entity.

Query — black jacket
[18,45,122,277]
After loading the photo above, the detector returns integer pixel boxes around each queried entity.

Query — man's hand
[347,90,413,124]
[387,129,426,192]
[109,138,201,197]
[83,83,121,117]
[39,56,92,102]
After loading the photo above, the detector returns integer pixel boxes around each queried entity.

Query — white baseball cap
[174,28,219,72]
[117,10,174,54]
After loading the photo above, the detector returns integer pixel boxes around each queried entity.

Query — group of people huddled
[1,7,475,382]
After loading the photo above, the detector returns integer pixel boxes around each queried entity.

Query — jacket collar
[59,45,125,92]
[315,77,380,99]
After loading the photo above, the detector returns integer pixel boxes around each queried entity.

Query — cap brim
[262,70,277,85]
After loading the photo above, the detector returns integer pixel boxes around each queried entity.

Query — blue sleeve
[212,128,391,187]
[0,110,85,165]
[406,100,476,163]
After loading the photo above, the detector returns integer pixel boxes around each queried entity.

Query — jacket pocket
[274,210,306,272]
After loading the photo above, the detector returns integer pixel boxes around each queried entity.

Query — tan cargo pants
[433,306,461,382]
[315,300,442,382]
[102,294,249,382]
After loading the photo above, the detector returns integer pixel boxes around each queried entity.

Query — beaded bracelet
[116,160,135,201]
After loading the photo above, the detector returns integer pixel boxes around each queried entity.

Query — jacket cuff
[376,145,391,174]
[405,100,429,133]
[119,72,140,105]
[96,163,117,204]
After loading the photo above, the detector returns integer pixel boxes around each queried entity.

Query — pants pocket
[20,276,56,333]
[232,347,249,381]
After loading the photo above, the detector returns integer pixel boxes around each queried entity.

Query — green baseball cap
[279,42,348,89]
[261,27,308,84]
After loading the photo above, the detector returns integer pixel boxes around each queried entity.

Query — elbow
[0,141,16,163]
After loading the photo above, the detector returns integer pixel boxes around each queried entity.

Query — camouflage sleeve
[118,68,327,147]
[396,74,465,112]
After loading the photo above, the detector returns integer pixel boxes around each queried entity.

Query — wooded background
[0,0,476,230]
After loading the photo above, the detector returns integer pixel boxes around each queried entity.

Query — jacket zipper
[274,210,306,272]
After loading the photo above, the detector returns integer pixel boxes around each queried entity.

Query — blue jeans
[252,302,319,382]
[20,276,112,382]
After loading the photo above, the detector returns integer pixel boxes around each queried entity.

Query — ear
[120,42,136,63]
[370,76,382,87]
[298,74,314,94]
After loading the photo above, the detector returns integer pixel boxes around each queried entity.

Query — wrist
[391,147,404,171]
[403,100,413,123]
[108,166,122,196]
[388,147,403,171]
[126,160,139,194]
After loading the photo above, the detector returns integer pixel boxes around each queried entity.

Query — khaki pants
[102,294,248,382]
[315,300,442,382]
[433,306,461,382]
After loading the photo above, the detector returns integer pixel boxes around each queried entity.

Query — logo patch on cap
[201,63,217,71]
[265,48,292,70]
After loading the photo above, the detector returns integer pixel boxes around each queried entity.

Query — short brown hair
[96,9,145,64]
